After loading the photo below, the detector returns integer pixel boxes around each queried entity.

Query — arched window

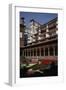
[45,48,48,56]
[37,48,40,56]
[49,47,54,56]
[34,49,36,56]
[26,50,27,56]
[55,46,58,56]
[28,50,30,56]
[24,50,25,56]
[41,48,44,56]
[31,49,33,56]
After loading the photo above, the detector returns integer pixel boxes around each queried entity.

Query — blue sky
[20,12,58,26]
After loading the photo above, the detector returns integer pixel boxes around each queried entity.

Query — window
[31,49,33,56]
[37,48,40,56]
[55,46,58,56]
[26,50,27,56]
[49,47,54,56]
[41,48,44,56]
[45,48,48,56]
[28,50,30,56]
[24,51,25,56]
[34,49,36,56]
